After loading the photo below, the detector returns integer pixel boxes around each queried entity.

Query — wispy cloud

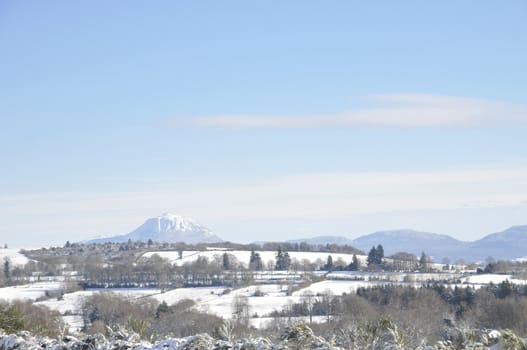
[2,166,527,244]
[167,94,527,129]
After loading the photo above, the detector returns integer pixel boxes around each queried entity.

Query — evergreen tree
[275,249,284,270]
[249,250,263,271]
[156,300,170,318]
[367,246,377,266]
[375,244,384,264]
[497,280,513,298]
[367,245,384,268]
[324,255,334,271]
[222,252,230,270]
[275,248,291,270]
[348,254,360,271]
[283,251,291,270]
[419,251,429,272]
[249,250,256,268]
[3,258,10,282]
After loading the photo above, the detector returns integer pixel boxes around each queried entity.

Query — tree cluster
[367,244,384,268]
[275,248,292,271]
[0,300,62,337]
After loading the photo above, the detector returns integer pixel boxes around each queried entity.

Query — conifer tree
[367,246,377,267]
[324,255,334,271]
[223,252,230,270]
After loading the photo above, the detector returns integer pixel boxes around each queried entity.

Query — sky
[1,1,527,247]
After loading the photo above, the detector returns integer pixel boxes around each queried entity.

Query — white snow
[327,271,462,282]
[0,281,64,302]
[36,288,161,331]
[293,280,372,296]
[197,284,301,318]
[460,273,527,285]
[155,213,203,233]
[20,272,527,332]
[150,286,228,305]
[0,248,30,266]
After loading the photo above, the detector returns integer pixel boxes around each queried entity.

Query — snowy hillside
[0,248,30,266]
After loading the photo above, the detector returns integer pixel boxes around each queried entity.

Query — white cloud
[168,94,527,128]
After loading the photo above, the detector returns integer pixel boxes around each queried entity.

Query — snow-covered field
[327,271,462,282]
[142,250,366,268]
[0,248,31,266]
[0,281,63,302]
[293,280,376,296]
[198,284,301,318]
[460,273,527,286]
[5,271,526,332]
[3,244,525,333]
[32,284,300,330]
[35,288,161,331]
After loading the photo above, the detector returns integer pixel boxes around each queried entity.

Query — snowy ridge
[87,213,223,244]
[148,213,205,233]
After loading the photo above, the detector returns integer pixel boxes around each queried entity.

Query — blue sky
[1,1,527,246]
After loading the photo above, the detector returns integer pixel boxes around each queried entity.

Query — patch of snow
[0,248,30,266]
[0,281,64,302]
[460,274,527,285]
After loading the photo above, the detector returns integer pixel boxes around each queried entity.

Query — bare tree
[232,294,250,326]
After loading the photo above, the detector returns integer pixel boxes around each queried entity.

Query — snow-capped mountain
[87,213,223,244]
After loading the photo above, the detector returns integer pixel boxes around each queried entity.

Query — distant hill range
[468,225,527,262]
[287,235,356,246]
[350,229,467,262]
[87,214,527,262]
[86,213,223,245]
[290,226,527,263]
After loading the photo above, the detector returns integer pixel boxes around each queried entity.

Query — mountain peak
[159,212,191,221]
[87,213,223,244]
[153,213,201,232]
